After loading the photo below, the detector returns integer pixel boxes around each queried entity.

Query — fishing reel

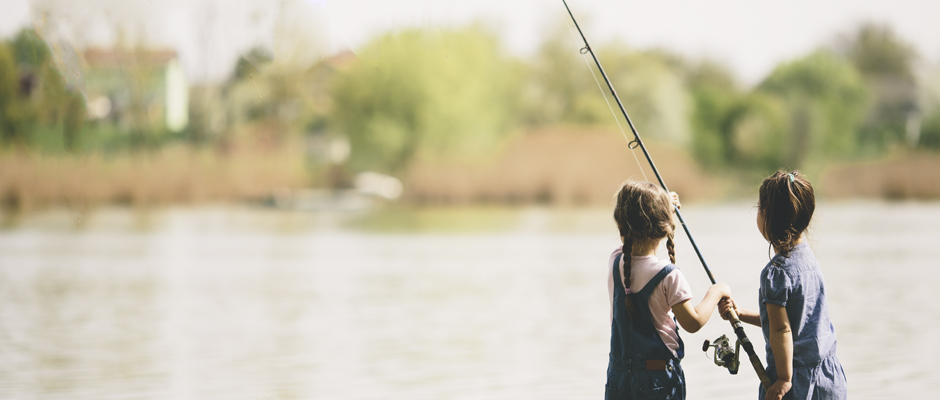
[702,334,741,374]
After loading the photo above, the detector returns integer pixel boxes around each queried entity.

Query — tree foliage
[759,50,869,164]
[0,28,86,151]
[330,27,522,173]
[524,25,691,143]
[0,43,29,145]
[837,22,918,149]
[3,20,940,178]
[689,80,790,170]
[686,61,744,168]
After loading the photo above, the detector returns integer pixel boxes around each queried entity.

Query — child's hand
[669,192,681,209]
[765,379,792,400]
[712,282,731,297]
[719,297,739,321]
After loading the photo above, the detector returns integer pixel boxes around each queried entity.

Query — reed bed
[3,131,938,215]
[404,128,727,206]
[0,145,308,212]
[819,150,940,200]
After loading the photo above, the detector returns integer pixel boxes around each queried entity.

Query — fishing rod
[562,0,771,389]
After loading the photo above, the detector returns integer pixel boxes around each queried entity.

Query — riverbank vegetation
[2,21,940,213]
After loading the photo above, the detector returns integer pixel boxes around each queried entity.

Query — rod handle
[724,308,773,390]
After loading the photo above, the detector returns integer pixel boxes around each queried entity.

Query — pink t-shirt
[607,246,693,358]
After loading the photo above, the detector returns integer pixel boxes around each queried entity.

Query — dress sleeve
[760,265,791,307]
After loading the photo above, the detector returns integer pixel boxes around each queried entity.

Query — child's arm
[765,303,793,400]
[671,283,731,333]
[719,297,761,326]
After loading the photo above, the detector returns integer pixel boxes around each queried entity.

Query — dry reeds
[820,150,940,200]
[5,129,935,214]
[0,145,308,212]
[404,128,726,206]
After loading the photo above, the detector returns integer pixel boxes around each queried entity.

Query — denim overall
[605,254,686,400]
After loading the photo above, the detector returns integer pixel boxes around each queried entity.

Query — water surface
[0,202,935,399]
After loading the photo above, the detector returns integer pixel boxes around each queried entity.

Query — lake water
[0,202,936,399]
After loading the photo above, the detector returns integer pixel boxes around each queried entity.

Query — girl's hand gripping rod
[561,0,771,389]
[724,308,772,388]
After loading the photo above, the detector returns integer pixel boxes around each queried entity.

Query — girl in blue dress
[720,171,847,400]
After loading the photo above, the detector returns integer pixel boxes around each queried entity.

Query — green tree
[1,28,86,151]
[62,90,86,151]
[230,46,273,82]
[920,111,940,149]
[759,50,868,166]
[522,24,597,126]
[330,27,522,173]
[686,61,743,168]
[837,23,917,149]
[11,29,50,70]
[918,64,940,150]
[1,30,56,147]
[689,87,790,170]
[525,25,692,143]
[722,93,790,169]
[0,43,29,145]
[591,45,692,143]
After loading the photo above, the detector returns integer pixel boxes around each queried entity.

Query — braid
[622,235,636,315]
[613,180,678,316]
[666,232,676,264]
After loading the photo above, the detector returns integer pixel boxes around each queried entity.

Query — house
[81,47,188,132]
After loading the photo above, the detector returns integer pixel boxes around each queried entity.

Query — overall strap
[612,253,624,291]
[633,263,685,360]
[636,264,676,298]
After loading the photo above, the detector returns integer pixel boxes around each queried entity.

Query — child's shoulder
[768,243,819,272]
[608,246,624,264]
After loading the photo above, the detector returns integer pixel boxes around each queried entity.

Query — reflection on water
[0,202,935,399]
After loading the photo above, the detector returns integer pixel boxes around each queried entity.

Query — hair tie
[787,173,795,183]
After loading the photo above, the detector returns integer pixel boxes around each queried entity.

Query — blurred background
[0,0,938,399]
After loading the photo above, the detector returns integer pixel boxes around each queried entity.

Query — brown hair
[758,170,815,256]
[613,181,677,313]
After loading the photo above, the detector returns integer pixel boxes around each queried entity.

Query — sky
[1,0,939,85]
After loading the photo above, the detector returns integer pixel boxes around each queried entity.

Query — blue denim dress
[759,242,847,400]
[606,254,686,400]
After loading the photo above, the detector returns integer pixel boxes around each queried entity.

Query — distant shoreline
[3,130,939,216]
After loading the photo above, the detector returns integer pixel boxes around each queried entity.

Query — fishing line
[562,0,712,281]
[249,73,263,99]
[563,15,715,290]
[562,0,771,389]
[562,17,650,183]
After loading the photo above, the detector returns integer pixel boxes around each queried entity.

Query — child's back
[760,242,844,399]
[605,181,731,400]
[606,251,686,400]
[608,249,692,358]
[720,171,847,400]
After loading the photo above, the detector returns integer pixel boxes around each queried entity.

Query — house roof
[83,48,178,67]
[323,50,357,70]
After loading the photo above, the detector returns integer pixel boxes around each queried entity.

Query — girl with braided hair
[720,171,847,400]
[605,180,732,400]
